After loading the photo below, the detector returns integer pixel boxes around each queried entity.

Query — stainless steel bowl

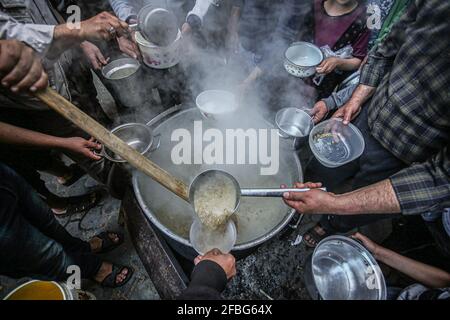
[104,123,155,163]
[275,108,314,150]
[284,42,323,78]
[101,58,143,108]
[312,236,387,300]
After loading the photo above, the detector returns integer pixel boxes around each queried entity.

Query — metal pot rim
[275,107,314,138]
[312,235,387,300]
[101,58,141,80]
[135,29,182,48]
[133,173,298,250]
[132,108,300,251]
[104,123,154,163]
[284,41,324,67]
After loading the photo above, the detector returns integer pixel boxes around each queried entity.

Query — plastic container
[309,118,365,168]
[189,219,237,255]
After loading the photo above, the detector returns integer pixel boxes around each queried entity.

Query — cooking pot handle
[146,104,182,128]
[149,133,161,153]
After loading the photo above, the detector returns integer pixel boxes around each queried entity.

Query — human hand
[331,100,362,125]
[310,100,328,124]
[80,41,109,70]
[352,232,381,257]
[194,248,236,280]
[316,57,341,74]
[181,22,193,37]
[62,137,102,161]
[117,36,140,60]
[79,12,129,42]
[0,40,48,93]
[282,182,337,214]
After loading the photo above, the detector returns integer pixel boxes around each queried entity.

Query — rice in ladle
[193,173,237,230]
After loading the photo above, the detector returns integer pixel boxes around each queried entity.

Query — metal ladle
[190,169,326,211]
[188,169,326,254]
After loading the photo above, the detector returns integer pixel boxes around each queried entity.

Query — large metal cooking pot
[311,236,387,300]
[132,107,302,260]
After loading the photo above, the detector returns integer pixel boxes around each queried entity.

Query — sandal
[58,163,87,187]
[303,224,331,248]
[101,265,134,288]
[53,190,103,217]
[91,231,124,254]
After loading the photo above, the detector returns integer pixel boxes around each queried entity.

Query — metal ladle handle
[240,188,327,197]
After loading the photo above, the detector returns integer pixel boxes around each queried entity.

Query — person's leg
[0,164,102,280]
[0,163,91,253]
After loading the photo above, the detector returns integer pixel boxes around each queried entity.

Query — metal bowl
[275,108,314,150]
[196,90,238,120]
[104,123,155,163]
[101,58,143,108]
[284,42,323,78]
[312,236,387,300]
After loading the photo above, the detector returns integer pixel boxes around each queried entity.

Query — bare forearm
[349,83,377,107]
[337,57,361,71]
[335,179,401,214]
[375,247,450,288]
[47,24,83,60]
[228,6,241,34]
[0,122,66,149]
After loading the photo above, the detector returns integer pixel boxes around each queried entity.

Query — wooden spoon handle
[35,87,189,201]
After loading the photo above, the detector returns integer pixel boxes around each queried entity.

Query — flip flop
[53,190,103,217]
[92,231,124,254]
[100,265,134,288]
[303,224,331,248]
[58,164,87,187]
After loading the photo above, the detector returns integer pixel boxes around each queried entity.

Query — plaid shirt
[360,0,450,215]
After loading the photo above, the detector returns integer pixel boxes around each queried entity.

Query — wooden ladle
[35,87,189,202]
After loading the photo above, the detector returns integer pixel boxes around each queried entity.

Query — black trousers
[305,102,406,233]
[0,163,102,280]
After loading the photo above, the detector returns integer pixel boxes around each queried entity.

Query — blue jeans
[305,103,406,233]
[0,163,101,280]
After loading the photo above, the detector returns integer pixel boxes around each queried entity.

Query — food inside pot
[193,172,237,230]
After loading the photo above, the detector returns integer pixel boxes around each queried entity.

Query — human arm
[226,3,242,55]
[47,12,129,60]
[178,249,236,300]
[80,41,109,70]
[0,39,48,93]
[332,2,418,124]
[282,180,401,215]
[108,0,138,23]
[353,233,450,289]
[282,148,450,216]
[0,121,102,160]
[316,57,362,75]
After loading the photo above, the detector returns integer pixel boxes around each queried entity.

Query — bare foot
[303,224,327,248]
[90,233,120,253]
[94,262,129,285]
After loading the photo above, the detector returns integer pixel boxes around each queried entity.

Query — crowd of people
[0,0,449,300]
